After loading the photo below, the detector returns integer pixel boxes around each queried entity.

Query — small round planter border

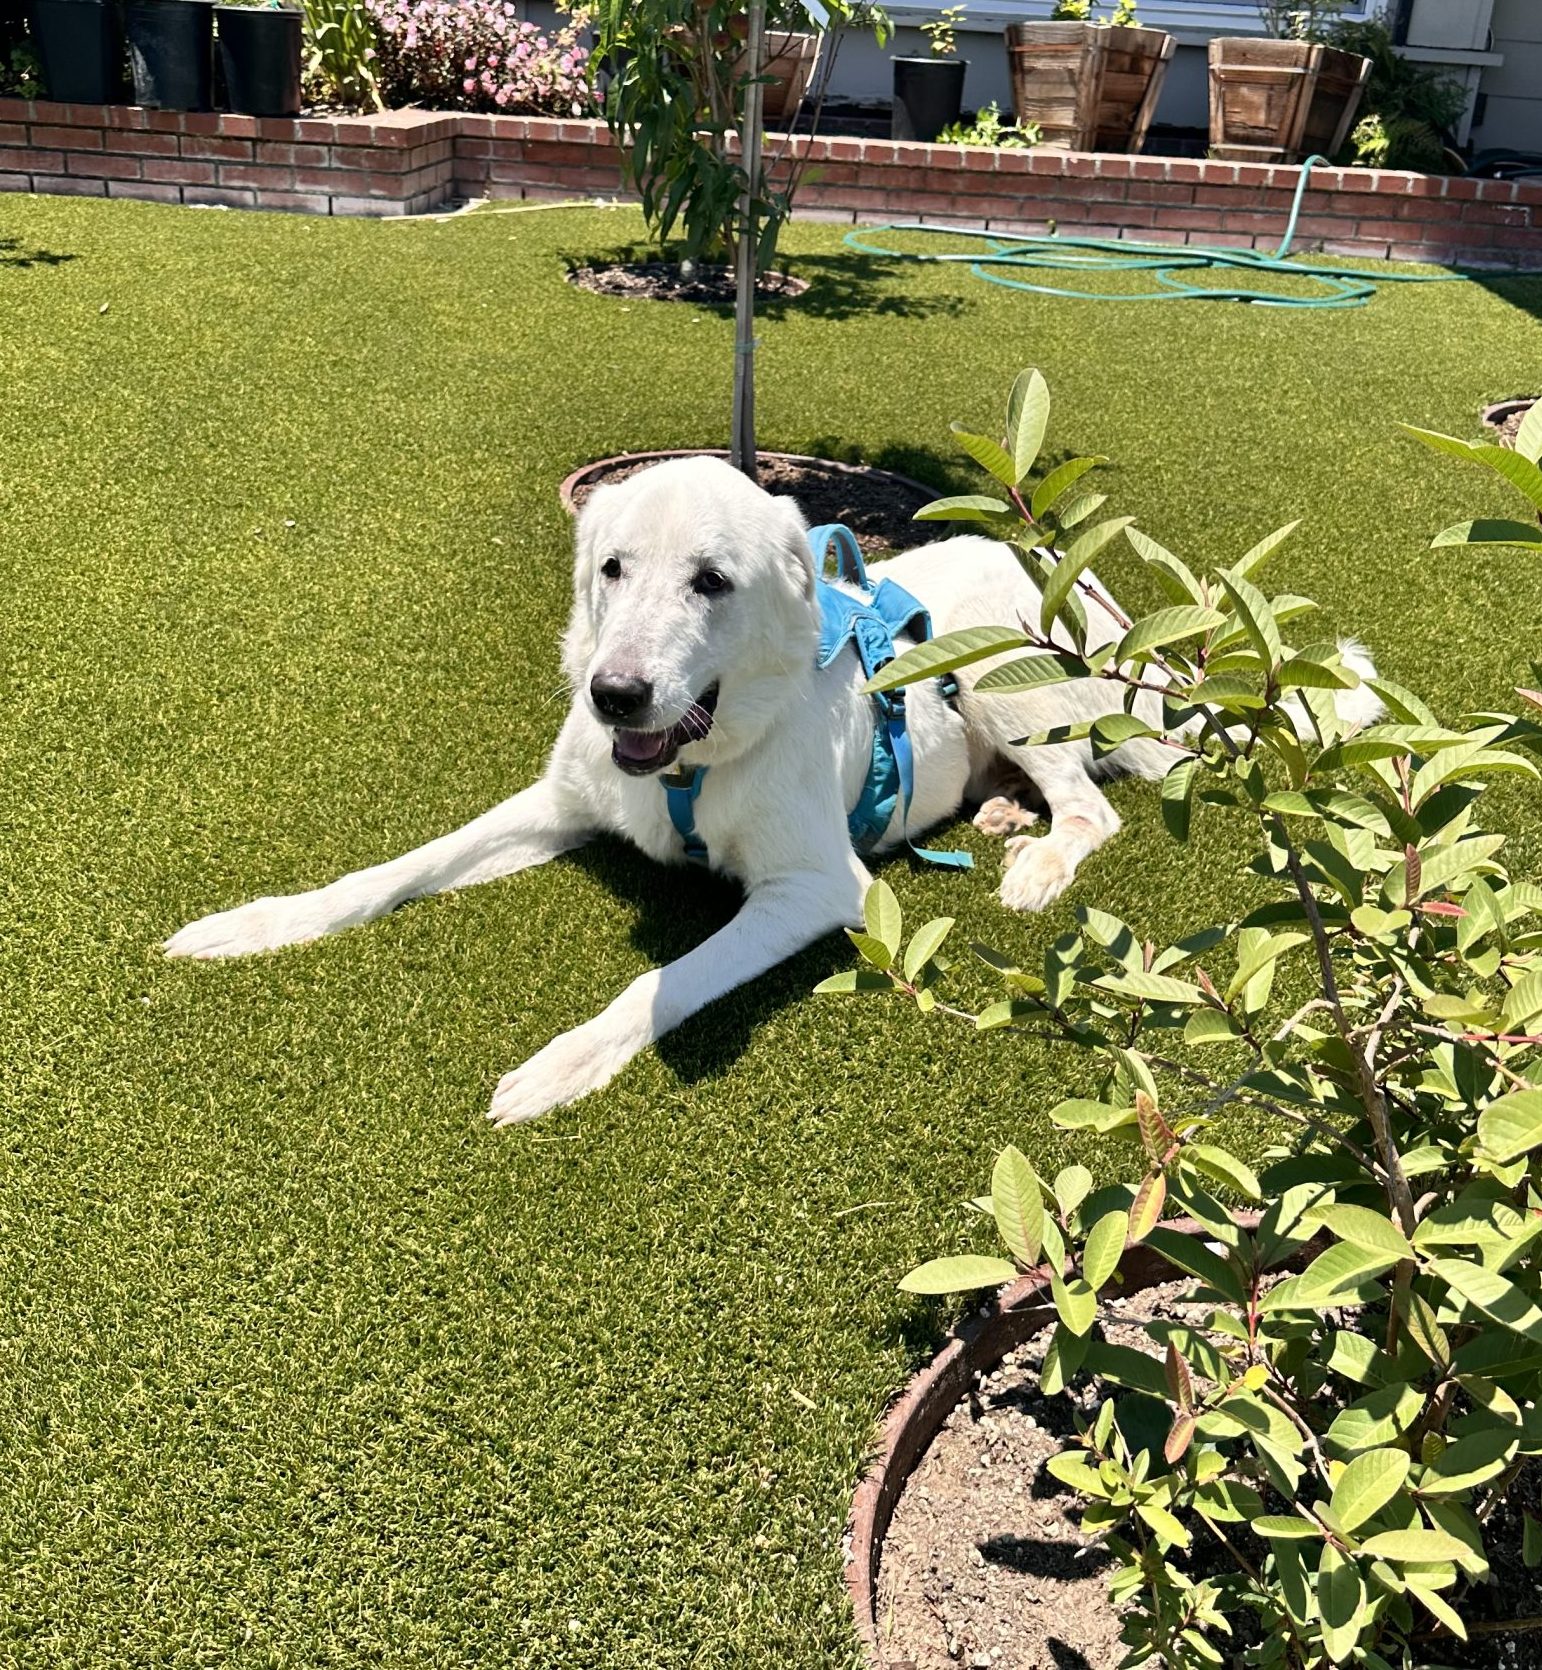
[557,449,943,517]
[846,1216,1257,1668]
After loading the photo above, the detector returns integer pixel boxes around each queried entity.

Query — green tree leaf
[903,916,955,982]
[863,880,902,961]
[899,1255,1019,1295]
[1331,1448,1409,1532]
[813,968,893,994]
[1113,605,1227,664]
[1083,1209,1129,1291]
[1430,1256,1542,1343]
[1030,454,1105,521]
[1317,1543,1365,1665]
[1477,1089,1542,1164]
[1358,1528,1472,1564]
[991,1145,1045,1267]
[846,929,894,970]
[913,493,1015,524]
[949,423,1018,487]
[973,652,1084,695]
[1038,518,1136,639]
[1310,1203,1414,1262]
[1006,367,1050,482]
[1218,569,1283,670]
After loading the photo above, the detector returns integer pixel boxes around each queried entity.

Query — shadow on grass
[561,244,967,323]
[1472,273,1542,328]
[564,837,852,1089]
[0,237,76,270]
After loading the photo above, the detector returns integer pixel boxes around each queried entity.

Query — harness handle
[806,523,869,589]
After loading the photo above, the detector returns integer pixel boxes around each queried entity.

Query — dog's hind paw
[972,796,1039,838]
[488,1023,616,1127]
[164,896,319,959]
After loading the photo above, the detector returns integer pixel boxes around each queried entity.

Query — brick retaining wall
[3,100,1539,269]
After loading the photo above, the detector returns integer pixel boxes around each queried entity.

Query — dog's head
[563,455,819,775]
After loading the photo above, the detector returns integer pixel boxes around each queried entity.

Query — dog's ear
[773,494,815,600]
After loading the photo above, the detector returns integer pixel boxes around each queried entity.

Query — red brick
[101,104,145,131]
[1494,226,1542,250]
[33,123,102,151]
[181,111,222,137]
[0,96,30,121]
[143,157,216,185]
[1126,180,1191,204]
[1234,162,1274,188]
[0,146,63,173]
[330,144,409,172]
[1153,207,1224,231]
[292,119,341,142]
[183,184,258,208]
[1403,173,1447,198]
[106,179,183,203]
[255,118,304,143]
[1221,210,1287,234]
[1395,196,1455,222]
[1195,184,1263,209]
[1165,159,1205,184]
[68,152,138,178]
[1387,241,1454,264]
[1462,201,1531,227]
[183,135,253,161]
[31,172,106,196]
[1094,155,1134,179]
[1322,236,1387,258]
[331,194,408,217]
[822,136,865,164]
[106,130,179,156]
[1443,176,1483,201]
[1129,156,1167,180]
[0,172,31,190]
[1353,218,1406,242]
[262,142,331,167]
[0,121,26,145]
[26,98,69,122]
[294,165,400,196]
[218,161,296,190]
[1138,225,1190,246]
[252,189,333,214]
[1471,176,1518,203]
[1290,214,1356,240]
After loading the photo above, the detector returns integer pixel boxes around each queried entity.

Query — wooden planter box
[1207,36,1370,164]
[759,29,818,122]
[1005,21,1173,153]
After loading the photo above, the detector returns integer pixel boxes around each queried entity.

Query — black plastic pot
[215,4,301,117]
[891,56,966,143]
[30,0,126,103]
[125,0,214,110]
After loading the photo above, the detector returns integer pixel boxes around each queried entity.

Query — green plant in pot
[822,376,1542,1666]
[890,3,966,144]
[125,0,216,111]
[28,0,126,103]
[216,0,303,117]
[300,0,379,109]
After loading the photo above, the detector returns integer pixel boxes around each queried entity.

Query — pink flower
[494,87,509,105]
[463,76,475,92]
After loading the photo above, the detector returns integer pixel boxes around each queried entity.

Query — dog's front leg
[487,858,868,1127]
[165,775,593,960]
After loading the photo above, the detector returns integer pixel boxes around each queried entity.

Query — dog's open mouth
[611,683,719,776]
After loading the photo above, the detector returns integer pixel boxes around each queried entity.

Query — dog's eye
[600,556,623,581]
[692,568,731,597]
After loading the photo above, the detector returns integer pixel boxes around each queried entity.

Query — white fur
[165,457,1381,1124]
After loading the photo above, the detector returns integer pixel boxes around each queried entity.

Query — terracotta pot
[846,1216,1257,1665]
[558,449,942,516]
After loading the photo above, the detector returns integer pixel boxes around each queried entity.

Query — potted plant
[29,0,126,103]
[1005,0,1173,155]
[828,372,1542,1667]
[890,4,965,144]
[1209,0,1371,164]
[759,24,818,124]
[125,0,215,109]
[216,0,302,116]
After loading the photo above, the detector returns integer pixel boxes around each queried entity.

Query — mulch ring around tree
[562,451,940,557]
[567,262,809,304]
[873,1279,1542,1670]
[1482,397,1540,448]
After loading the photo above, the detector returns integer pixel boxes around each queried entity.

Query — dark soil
[566,453,939,556]
[1483,397,1539,447]
[875,1281,1540,1670]
[567,261,809,304]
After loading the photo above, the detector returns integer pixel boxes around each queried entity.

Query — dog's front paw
[488,1027,612,1128]
[999,836,1075,913]
[164,895,324,959]
[973,795,1038,838]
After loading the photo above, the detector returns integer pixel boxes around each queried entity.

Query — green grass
[2,197,1541,1668]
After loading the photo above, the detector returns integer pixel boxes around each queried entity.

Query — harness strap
[662,765,709,866]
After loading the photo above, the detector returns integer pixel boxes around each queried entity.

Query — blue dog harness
[661,523,972,871]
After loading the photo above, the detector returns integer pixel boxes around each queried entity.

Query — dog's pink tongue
[615,729,668,765]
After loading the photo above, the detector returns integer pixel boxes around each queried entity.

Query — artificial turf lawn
[2,195,1542,1667]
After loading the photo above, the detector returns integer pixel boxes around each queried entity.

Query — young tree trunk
[730,0,766,482]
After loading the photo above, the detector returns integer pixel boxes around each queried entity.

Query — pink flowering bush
[364,0,591,115]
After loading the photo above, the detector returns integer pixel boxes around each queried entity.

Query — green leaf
[863,626,1031,694]
[1050,1271,1097,1336]
[1310,1203,1415,1262]
[1359,1528,1472,1564]
[1143,1226,1246,1306]
[1516,401,1542,464]
[1400,424,1542,509]
[903,917,955,983]
[864,880,902,961]
[1232,520,1301,581]
[1296,1242,1402,1304]
[1083,1209,1128,1291]
[1006,367,1050,483]
[1478,1089,1542,1163]
[1317,1544,1364,1665]
[1327,1385,1424,1457]
[1217,569,1282,670]
[973,652,1085,695]
[991,1145,1045,1267]
[949,423,1018,487]
[846,929,894,970]
[1409,1581,1467,1642]
[1278,655,1360,691]
[899,1255,1020,1295]
[1125,526,1204,604]
[1092,970,1208,1006]
[1048,1098,1137,1135]
[1225,933,1309,1003]
[913,493,1014,524]
[1184,1008,1241,1047]
[1135,1503,1191,1549]
[1255,1516,1322,1539]
[1030,454,1105,522]
[1040,1322,1088,1395]
[1161,757,1198,843]
[1130,1172,1167,1243]
[1054,1165,1093,1220]
[1185,1145,1261,1202]
[1113,605,1227,665]
[1332,1449,1410,1532]
[1045,1450,1104,1495]
[1039,518,1136,639]
[1430,1256,1542,1343]
[1432,517,1542,551]
[1419,1427,1518,1496]
[813,968,894,994]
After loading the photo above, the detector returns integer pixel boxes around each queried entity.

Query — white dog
[166,456,1378,1125]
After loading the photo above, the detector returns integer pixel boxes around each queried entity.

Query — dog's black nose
[590,673,653,722]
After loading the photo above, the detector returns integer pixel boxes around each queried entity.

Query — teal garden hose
[843,155,1462,309]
